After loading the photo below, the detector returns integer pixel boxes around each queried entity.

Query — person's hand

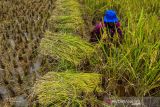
[101,34,107,42]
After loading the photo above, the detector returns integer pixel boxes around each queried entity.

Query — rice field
[0,0,160,106]
[0,0,55,106]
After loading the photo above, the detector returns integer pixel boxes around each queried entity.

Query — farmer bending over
[90,10,123,45]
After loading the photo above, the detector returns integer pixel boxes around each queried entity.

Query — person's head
[104,10,118,23]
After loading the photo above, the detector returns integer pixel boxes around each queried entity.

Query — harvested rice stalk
[40,31,94,65]
[34,71,102,106]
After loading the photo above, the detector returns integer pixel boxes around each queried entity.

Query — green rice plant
[107,43,160,96]
[40,31,94,66]
[81,0,160,97]
[34,71,102,106]
[81,0,110,24]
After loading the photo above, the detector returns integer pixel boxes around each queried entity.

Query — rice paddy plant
[82,0,160,97]
[103,40,160,96]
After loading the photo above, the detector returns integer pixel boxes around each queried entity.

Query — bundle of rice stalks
[49,15,84,33]
[34,71,102,106]
[48,0,84,34]
[54,0,81,16]
[40,31,94,65]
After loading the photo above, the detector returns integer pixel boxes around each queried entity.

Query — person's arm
[90,22,103,42]
[116,22,123,43]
